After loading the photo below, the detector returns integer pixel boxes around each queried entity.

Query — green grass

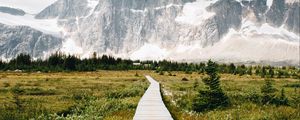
[149,71,300,120]
[1,70,300,120]
[0,71,148,120]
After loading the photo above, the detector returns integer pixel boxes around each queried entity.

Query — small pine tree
[261,67,267,78]
[277,70,283,78]
[134,72,139,77]
[261,79,276,104]
[229,63,236,74]
[0,60,3,70]
[276,88,289,106]
[255,68,260,76]
[64,55,78,70]
[269,68,274,78]
[247,67,253,75]
[192,60,229,112]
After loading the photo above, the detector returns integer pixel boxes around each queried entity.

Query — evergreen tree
[277,70,283,78]
[255,68,260,76]
[229,63,236,74]
[275,88,289,106]
[247,67,253,75]
[261,67,267,78]
[11,53,31,69]
[261,79,276,104]
[237,65,246,76]
[0,60,3,69]
[48,52,64,68]
[269,67,274,78]
[64,55,78,70]
[199,63,206,74]
[192,60,229,112]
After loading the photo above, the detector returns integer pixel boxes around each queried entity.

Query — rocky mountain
[0,23,62,59]
[0,0,299,65]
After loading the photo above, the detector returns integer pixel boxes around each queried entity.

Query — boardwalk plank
[133,76,173,120]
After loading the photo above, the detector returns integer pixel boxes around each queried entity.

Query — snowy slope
[129,17,300,65]
[175,0,217,25]
[0,0,57,14]
[0,12,61,36]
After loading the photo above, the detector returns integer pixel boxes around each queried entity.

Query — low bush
[23,88,57,96]
[181,77,189,81]
[105,86,144,99]
[284,83,300,88]
[3,82,10,87]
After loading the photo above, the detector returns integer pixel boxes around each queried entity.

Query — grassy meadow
[0,70,300,120]
[0,71,148,120]
[149,71,300,120]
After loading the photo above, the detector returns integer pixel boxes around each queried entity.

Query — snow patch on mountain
[0,0,57,14]
[168,18,300,65]
[0,12,62,36]
[286,0,299,3]
[267,0,273,8]
[61,38,83,55]
[240,20,299,42]
[130,43,169,60]
[86,0,98,16]
[175,0,217,25]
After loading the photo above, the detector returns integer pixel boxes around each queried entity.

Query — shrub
[3,82,10,87]
[105,86,144,99]
[134,72,139,77]
[247,91,261,103]
[24,88,57,96]
[181,77,189,81]
[159,71,164,75]
[284,83,300,88]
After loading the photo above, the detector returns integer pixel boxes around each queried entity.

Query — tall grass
[0,71,148,120]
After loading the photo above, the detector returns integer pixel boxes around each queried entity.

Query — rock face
[0,0,299,65]
[35,0,299,53]
[35,0,92,19]
[37,0,196,54]
[0,23,62,58]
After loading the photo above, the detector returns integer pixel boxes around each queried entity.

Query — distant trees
[0,53,298,77]
[0,53,136,72]
[64,55,79,70]
[0,60,4,70]
[192,60,229,112]
[48,52,64,67]
[8,53,31,69]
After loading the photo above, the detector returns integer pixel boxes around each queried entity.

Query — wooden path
[133,76,173,120]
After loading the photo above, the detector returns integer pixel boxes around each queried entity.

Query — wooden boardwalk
[133,76,173,120]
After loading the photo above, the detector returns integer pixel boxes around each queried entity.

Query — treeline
[0,53,135,72]
[0,53,299,79]
[156,61,300,79]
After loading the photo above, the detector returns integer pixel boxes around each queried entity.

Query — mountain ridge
[0,0,299,66]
